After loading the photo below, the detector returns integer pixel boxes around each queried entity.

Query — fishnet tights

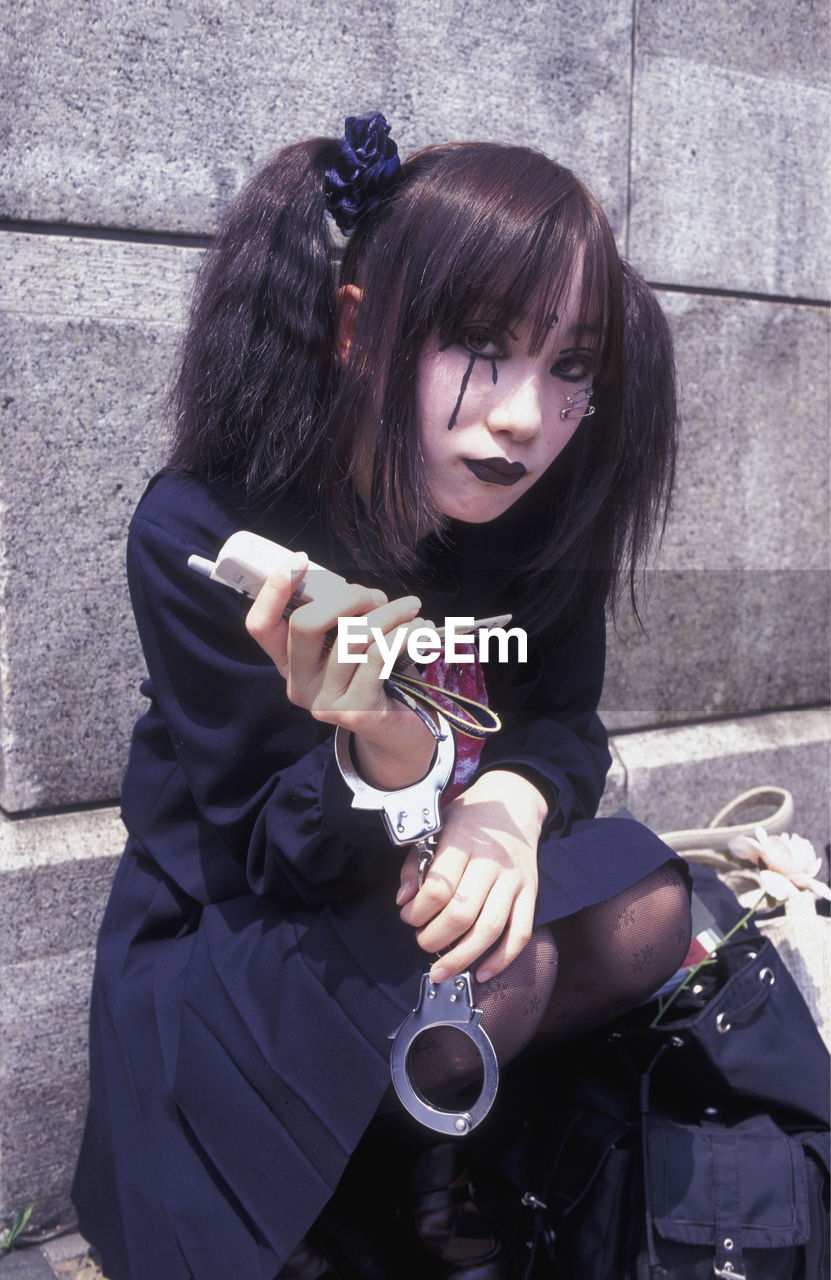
[407,861,691,1104]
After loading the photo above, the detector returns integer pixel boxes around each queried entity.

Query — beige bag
[660,787,830,1051]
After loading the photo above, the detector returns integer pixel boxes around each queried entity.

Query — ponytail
[614,260,678,622]
[168,138,338,492]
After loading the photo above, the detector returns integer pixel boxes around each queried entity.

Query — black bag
[517,868,830,1279]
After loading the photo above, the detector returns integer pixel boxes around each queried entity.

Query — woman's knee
[608,861,692,1000]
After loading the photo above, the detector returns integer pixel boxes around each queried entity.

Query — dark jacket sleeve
[122,477,398,906]
[475,606,611,834]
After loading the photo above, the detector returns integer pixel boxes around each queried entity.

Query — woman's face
[415,272,599,524]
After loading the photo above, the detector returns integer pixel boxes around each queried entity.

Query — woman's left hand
[396,770,547,983]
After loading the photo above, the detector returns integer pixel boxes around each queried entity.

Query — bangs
[391,144,622,382]
[331,141,627,586]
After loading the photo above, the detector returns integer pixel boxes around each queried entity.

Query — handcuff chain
[415,836,436,890]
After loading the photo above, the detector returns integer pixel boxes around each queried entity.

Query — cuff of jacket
[476,756,578,836]
[320,749,398,853]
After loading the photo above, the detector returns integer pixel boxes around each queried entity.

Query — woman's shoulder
[124,470,321,642]
[131,469,242,535]
[129,469,317,555]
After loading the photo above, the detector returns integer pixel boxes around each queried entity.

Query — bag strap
[712,1138,747,1279]
[640,1040,682,1271]
[658,786,794,856]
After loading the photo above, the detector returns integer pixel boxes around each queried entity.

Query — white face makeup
[415,272,599,524]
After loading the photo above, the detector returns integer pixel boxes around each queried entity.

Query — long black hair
[168,134,677,633]
[168,138,339,489]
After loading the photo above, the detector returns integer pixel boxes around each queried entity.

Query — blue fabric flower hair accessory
[324,113,400,234]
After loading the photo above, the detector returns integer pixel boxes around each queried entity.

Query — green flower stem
[650,891,767,1028]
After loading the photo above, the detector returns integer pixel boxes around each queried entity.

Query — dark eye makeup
[459,326,509,360]
[551,348,597,382]
[456,327,596,380]
[438,327,597,430]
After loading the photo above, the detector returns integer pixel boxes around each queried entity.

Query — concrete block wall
[0,810,122,1225]
[1,0,828,1228]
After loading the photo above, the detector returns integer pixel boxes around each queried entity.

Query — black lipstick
[464,458,527,486]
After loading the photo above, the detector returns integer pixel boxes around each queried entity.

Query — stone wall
[1,0,828,1227]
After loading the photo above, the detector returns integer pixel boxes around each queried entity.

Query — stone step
[1,707,827,1228]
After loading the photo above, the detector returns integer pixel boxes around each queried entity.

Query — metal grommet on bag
[712,958,778,1039]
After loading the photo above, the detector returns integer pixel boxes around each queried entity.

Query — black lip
[464,458,527,486]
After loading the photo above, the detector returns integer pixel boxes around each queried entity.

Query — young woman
[73,115,691,1279]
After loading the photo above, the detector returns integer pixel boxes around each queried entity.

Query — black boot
[276,1233,339,1279]
[404,1142,509,1279]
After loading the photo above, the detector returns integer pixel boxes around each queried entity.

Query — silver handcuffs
[334,712,499,1135]
[388,970,499,1136]
[333,707,455,847]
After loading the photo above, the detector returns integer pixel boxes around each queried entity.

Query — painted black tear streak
[447,353,476,430]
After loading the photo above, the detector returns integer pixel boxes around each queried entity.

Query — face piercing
[560,385,596,422]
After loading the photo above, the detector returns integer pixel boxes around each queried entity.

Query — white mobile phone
[188,530,343,608]
[187,531,511,635]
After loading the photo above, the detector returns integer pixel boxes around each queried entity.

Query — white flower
[727,827,831,902]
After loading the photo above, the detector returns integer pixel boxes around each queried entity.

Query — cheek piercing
[560,385,596,422]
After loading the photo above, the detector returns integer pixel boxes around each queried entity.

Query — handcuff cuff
[334,700,499,1136]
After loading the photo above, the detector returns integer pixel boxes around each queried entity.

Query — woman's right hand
[397,769,545,982]
[245,556,438,791]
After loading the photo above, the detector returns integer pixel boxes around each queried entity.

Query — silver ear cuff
[560,385,595,422]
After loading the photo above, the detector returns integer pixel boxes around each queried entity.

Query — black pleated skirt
[73,816,686,1280]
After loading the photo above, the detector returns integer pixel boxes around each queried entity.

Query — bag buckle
[389,971,499,1135]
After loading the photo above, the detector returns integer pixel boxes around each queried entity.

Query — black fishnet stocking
[406,861,690,1104]
[406,928,558,1104]
[538,860,692,1041]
